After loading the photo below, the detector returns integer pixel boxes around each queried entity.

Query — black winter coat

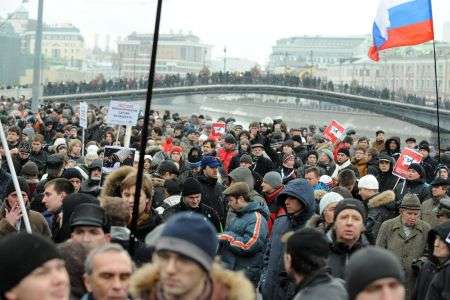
[163,200,222,232]
[197,174,226,226]
[327,234,370,279]
[253,156,274,177]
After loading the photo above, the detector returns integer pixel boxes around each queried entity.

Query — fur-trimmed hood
[130,262,255,300]
[367,190,396,209]
[100,166,135,198]
[151,177,165,188]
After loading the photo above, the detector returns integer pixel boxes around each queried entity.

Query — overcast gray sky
[2,0,450,64]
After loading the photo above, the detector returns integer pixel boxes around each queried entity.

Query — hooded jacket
[218,200,269,285]
[414,221,450,300]
[381,137,401,160]
[130,262,255,300]
[260,179,315,300]
[376,154,399,192]
[365,190,397,244]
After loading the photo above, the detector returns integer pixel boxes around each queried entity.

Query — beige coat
[376,215,430,298]
[130,262,255,300]
[0,210,51,238]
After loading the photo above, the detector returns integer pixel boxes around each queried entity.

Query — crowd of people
[35,71,439,108]
[0,93,449,300]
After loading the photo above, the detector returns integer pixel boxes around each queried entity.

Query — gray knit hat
[400,193,421,210]
[263,171,283,188]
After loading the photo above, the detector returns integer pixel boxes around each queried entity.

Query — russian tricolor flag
[369,0,434,61]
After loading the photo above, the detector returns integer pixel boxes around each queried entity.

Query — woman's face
[71,144,81,156]
[433,236,450,260]
[323,202,338,225]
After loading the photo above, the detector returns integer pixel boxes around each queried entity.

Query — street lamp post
[223,46,227,73]
[31,0,44,112]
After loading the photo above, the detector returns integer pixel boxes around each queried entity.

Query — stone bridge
[42,84,448,134]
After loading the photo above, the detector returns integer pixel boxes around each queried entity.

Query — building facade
[322,42,450,100]
[117,33,211,78]
[267,36,368,73]
[23,24,85,68]
[0,23,23,86]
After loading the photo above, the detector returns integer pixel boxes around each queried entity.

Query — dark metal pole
[31,0,44,112]
[129,0,163,254]
[432,39,441,161]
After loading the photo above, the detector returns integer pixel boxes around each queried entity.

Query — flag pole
[129,0,163,255]
[432,40,441,161]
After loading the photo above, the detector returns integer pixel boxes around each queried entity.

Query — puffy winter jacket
[219,200,269,285]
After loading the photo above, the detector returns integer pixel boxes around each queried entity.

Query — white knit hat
[319,192,344,216]
[358,175,379,190]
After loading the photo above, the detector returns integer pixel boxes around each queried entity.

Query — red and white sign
[392,148,423,179]
[211,122,226,137]
[323,120,346,143]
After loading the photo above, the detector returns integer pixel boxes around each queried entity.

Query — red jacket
[218,148,238,174]
[264,186,286,235]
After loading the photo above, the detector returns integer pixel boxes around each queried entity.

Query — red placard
[323,120,346,143]
[392,148,423,179]
[211,122,226,137]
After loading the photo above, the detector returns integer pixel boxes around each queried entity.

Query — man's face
[319,153,330,164]
[84,251,133,300]
[69,128,77,137]
[389,141,397,150]
[400,209,420,227]
[307,154,317,165]
[304,172,319,187]
[358,140,368,149]
[376,133,385,141]
[239,162,252,169]
[227,195,245,212]
[42,185,64,213]
[285,196,304,215]
[419,149,429,158]
[406,141,416,149]
[334,209,364,244]
[432,185,447,198]
[183,194,201,208]
[32,141,42,152]
[358,188,374,201]
[187,133,198,142]
[204,166,218,179]
[251,147,263,157]
[224,142,235,151]
[261,181,275,194]
[71,226,110,250]
[407,169,421,181]
[337,153,348,164]
[91,169,102,180]
[69,178,82,193]
[7,131,19,143]
[5,259,70,300]
[121,186,148,216]
[202,143,213,154]
[433,236,450,259]
[354,150,365,161]
[355,278,405,300]
[155,250,207,298]
[378,160,390,173]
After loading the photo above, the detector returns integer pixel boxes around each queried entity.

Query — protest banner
[106,101,140,126]
[392,148,423,179]
[323,120,346,143]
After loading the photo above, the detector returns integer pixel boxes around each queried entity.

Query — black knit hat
[224,134,237,144]
[62,168,83,181]
[156,160,179,176]
[239,154,253,164]
[20,161,39,178]
[0,233,62,296]
[334,198,367,222]
[181,177,202,197]
[408,163,425,179]
[156,212,218,271]
[4,176,30,199]
[285,228,330,261]
[345,247,404,300]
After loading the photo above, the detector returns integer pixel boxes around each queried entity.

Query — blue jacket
[219,200,269,285]
[260,179,316,300]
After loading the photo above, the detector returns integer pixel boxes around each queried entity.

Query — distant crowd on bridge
[0,88,450,300]
[31,70,442,109]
